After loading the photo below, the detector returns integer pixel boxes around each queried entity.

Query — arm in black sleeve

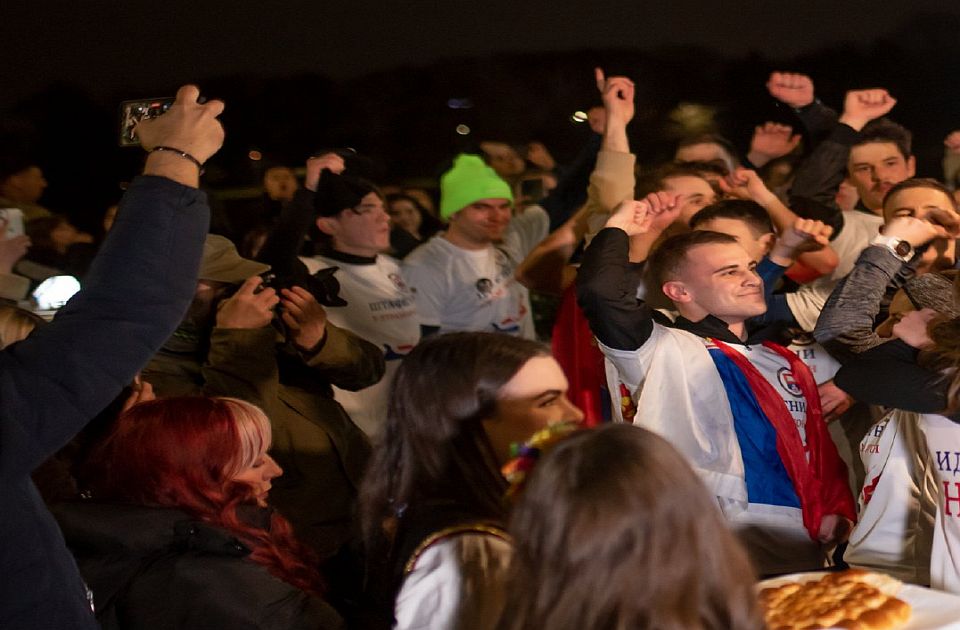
[793,100,840,144]
[788,123,861,236]
[541,133,602,231]
[575,227,655,351]
[0,175,209,479]
[257,187,315,281]
[835,339,958,421]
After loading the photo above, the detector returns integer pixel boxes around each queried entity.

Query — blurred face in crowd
[675,142,736,174]
[483,355,584,465]
[403,187,437,216]
[231,446,282,508]
[263,166,298,202]
[317,192,390,257]
[387,197,423,237]
[448,198,512,248]
[663,175,717,225]
[1,166,47,203]
[883,186,959,272]
[847,142,915,212]
[662,242,766,325]
[693,217,774,263]
[480,142,526,178]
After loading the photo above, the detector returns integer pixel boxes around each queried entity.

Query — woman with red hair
[53,396,343,629]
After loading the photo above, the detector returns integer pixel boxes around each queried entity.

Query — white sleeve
[401,260,444,329]
[502,205,549,261]
[394,533,512,630]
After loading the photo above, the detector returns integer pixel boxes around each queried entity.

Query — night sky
[5,0,960,109]
[3,1,960,228]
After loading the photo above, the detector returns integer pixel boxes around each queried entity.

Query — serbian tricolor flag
[707,338,855,542]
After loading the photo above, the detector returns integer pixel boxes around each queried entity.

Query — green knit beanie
[439,154,514,220]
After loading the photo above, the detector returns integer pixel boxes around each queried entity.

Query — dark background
[3,1,960,231]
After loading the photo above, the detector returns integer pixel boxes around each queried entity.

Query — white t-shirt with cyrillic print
[302,254,420,437]
[401,206,548,339]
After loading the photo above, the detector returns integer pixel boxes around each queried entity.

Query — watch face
[895,241,912,257]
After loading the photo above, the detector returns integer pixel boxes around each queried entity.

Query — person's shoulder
[406,526,512,576]
[402,235,454,266]
[376,253,403,272]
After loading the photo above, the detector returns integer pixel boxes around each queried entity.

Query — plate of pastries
[758,568,960,629]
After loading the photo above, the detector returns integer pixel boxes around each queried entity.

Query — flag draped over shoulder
[708,338,856,541]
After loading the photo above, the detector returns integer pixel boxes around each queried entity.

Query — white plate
[758,572,960,629]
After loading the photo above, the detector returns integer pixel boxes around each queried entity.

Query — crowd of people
[2,64,960,630]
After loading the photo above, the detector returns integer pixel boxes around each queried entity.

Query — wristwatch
[871,234,913,262]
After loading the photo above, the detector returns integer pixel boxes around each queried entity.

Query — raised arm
[746,122,801,170]
[721,167,838,275]
[789,88,897,233]
[814,216,951,363]
[576,193,676,350]
[767,72,837,141]
[0,85,223,479]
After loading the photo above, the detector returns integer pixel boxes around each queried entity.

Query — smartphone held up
[118,97,175,147]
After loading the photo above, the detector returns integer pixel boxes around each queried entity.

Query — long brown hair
[497,424,763,630]
[358,332,548,546]
[85,396,325,596]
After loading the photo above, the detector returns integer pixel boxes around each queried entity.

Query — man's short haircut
[883,177,959,214]
[676,133,740,164]
[646,230,738,291]
[674,159,730,178]
[688,199,775,236]
[855,118,913,159]
[635,163,713,198]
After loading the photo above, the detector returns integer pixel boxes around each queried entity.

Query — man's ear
[315,216,338,237]
[662,280,690,303]
[758,232,776,256]
[907,155,917,178]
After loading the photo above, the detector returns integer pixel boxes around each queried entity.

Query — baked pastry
[759,569,911,629]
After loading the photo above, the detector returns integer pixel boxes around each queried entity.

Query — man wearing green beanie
[402,154,549,338]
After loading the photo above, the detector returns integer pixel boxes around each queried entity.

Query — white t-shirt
[402,206,549,339]
[302,254,420,437]
[788,333,841,386]
[786,210,884,332]
[923,413,960,593]
[844,410,935,585]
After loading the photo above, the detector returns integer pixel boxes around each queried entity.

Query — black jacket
[53,502,343,630]
[0,176,208,629]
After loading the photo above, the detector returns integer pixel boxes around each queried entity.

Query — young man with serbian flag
[576,192,855,576]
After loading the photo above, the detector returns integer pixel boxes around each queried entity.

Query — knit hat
[439,154,513,220]
[199,234,270,284]
[313,170,379,217]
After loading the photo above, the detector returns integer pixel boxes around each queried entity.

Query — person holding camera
[1,85,220,629]
[141,233,383,560]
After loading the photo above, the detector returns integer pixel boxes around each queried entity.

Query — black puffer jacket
[53,502,344,630]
